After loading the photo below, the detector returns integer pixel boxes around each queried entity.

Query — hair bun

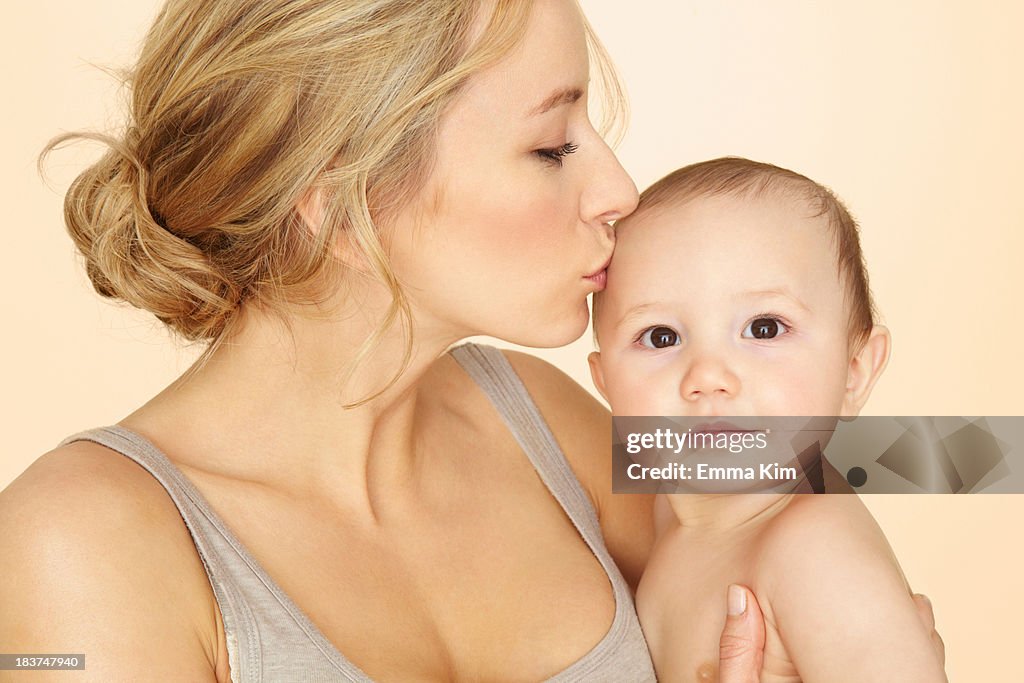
[55,135,242,342]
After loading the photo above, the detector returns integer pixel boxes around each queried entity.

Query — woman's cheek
[475,193,564,258]
[521,192,576,245]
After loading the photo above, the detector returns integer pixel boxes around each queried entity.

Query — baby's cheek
[748,367,817,415]
[608,370,672,415]
[762,366,845,415]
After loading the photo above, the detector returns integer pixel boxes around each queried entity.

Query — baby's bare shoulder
[753,499,944,681]
[756,494,909,617]
[759,495,902,572]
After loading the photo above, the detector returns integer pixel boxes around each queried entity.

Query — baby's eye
[639,326,681,349]
[742,317,788,340]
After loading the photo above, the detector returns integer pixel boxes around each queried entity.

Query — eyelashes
[741,315,789,340]
[635,326,680,349]
[535,141,578,167]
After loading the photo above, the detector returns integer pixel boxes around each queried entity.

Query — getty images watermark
[611,416,1019,494]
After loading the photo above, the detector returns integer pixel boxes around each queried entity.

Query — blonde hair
[41,0,627,405]
[596,157,876,352]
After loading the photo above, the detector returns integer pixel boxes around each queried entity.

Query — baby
[588,158,946,682]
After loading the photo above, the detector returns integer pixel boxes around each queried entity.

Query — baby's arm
[761,497,947,682]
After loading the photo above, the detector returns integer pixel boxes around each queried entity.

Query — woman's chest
[197,455,618,682]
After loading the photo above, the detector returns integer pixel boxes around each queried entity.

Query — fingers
[912,593,946,668]
[912,593,935,630]
[718,584,766,683]
[932,630,946,669]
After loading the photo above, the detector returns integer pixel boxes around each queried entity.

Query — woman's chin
[512,308,590,349]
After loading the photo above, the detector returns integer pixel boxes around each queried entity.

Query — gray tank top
[58,343,656,682]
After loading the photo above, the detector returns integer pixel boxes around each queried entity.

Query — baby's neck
[665,492,795,535]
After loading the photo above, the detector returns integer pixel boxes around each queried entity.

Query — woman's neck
[121,283,467,515]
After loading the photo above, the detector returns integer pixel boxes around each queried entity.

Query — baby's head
[590,157,890,417]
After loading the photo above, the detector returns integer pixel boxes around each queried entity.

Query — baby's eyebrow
[612,290,810,330]
[740,288,812,312]
[614,302,662,329]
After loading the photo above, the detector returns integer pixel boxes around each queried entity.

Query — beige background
[2,1,1022,680]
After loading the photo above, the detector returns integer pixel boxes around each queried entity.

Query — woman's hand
[716,586,946,682]
[717,585,765,683]
[911,593,946,669]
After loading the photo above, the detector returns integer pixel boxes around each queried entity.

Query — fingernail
[728,584,746,616]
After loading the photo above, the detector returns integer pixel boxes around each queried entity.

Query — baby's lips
[690,419,762,434]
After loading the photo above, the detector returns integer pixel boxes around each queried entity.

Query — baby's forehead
[615,191,835,263]
[626,189,824,231]
[601,192,846,317]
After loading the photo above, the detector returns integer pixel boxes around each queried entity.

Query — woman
[0,1,938,681]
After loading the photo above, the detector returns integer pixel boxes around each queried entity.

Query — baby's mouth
[691,420,761,435]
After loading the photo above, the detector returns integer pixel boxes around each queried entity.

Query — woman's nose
[680,354,741,403]
[580,137,639,227]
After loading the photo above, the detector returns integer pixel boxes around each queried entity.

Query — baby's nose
[680,355,740,402]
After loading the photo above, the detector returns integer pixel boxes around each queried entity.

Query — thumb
[718,584,766,683]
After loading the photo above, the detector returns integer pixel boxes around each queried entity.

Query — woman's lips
[584,269,607,291]
[584,255,613,291]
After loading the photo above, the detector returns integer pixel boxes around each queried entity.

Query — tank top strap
[56,425,370,682]
[55,350,655,682]
[448,343,605,552]
[57,426,261,680]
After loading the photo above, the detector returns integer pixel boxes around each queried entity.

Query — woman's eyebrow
[528,86,584,116]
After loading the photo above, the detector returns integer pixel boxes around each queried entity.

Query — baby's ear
[841,325,891,417]
[587,351,609,402]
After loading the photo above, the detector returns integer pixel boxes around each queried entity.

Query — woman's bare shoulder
[0,441,223,681]
[2,439,208,543]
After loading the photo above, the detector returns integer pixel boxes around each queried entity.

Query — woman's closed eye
[741,315,790,340]
[636,325,681,349]
[534,141,578,167]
